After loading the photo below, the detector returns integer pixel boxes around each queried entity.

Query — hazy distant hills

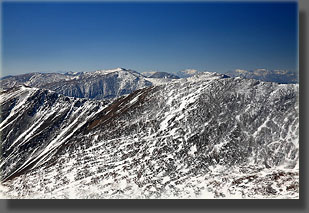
[147,72,180,79]
[225,69,298,84]
[141,71,180,79]
[175,69,201,78]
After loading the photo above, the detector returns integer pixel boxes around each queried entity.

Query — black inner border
[1,3,307,213]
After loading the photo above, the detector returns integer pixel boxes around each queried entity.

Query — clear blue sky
[1,2,298,76]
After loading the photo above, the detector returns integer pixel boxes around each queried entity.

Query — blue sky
[1,2,298,76]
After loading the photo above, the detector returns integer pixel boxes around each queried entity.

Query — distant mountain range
[1,68,297,101]
[225,69,298,84]
[141,71,179,79]
[145,72,180,79]
[1,68,152,100]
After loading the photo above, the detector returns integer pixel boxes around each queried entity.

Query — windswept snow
[0,72,299,199]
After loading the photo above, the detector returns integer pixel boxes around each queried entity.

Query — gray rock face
[0,68,152,100]
[0,73,299,198]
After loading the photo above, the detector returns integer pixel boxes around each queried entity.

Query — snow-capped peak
[93,67,125,74]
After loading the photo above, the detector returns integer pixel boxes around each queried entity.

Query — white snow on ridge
[0,73,299,199]
[0,87,108,181]
[145,78,173,85]
[93,67,124,75]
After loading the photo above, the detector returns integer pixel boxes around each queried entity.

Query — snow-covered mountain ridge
[0,74,299,198]
[0,68,152,100]
[0,85,109,182]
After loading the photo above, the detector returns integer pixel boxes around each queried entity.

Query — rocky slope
[0,73,299,198]
[0,86,108,182]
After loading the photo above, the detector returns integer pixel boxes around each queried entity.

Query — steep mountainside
[225,69,298,84]
[0,86,108,182]
[0,73,299,198]
[0,68,152,100]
